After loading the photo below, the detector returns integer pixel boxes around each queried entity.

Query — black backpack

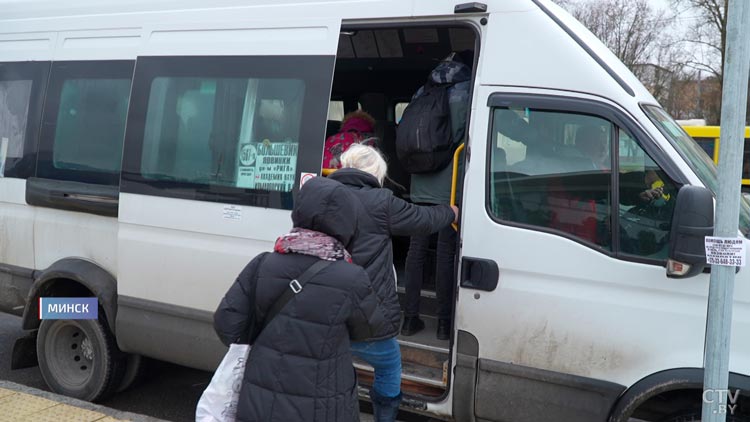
[396,83,455,173]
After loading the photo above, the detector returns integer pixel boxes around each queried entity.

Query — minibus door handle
[460,257,499,291]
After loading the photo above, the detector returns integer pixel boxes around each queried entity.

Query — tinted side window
[140,77,305,191]
[37,61,134,186]
[0,62,49,179]
[122,56,334,210]
[618,129,678,259]
[489,107,613,249]
[487,101,680,261]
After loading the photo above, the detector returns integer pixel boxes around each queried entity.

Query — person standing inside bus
[402,51,472,340]
[328,144,458,421]
[213,176,389,422]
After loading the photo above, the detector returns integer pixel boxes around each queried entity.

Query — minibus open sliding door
[115,17,341,370]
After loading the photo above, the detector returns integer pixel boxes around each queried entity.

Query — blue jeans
[351,337,402,398]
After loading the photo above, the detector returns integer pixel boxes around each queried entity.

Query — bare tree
[572,0,666,73]
[671,0,726,81]
[553,0,689,112]
[669,0,727,123]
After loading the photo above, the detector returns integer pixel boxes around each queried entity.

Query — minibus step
[396,285,438,317]
[397,314,449,354]
[354,359,446,398]
[354,315,451,398]
[353,359,445,388]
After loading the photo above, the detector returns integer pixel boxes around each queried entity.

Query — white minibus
[0,1,747,420]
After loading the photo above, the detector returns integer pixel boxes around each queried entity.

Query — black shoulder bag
[249,256,332,342]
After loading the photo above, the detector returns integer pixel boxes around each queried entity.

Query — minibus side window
[328,100,345,122]
[139,77,304,192]
[488,105,679,259]
[489,107,614,249]
[0,62,49,179]
[121,56,333,210]
[618,129,678,259]
[0,80,32,177]
[395,102,408,124]
[37,61,134,186]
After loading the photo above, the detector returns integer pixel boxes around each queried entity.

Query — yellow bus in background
[681,125,750,190]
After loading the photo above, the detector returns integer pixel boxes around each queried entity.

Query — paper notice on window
[0,137,8,177]
[237,142,298,192]
[223,205,242,221]
[705,236,746,267]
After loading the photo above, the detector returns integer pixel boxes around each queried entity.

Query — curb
[0,380,169,422]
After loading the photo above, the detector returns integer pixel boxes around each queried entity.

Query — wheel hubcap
[80,338,94,361]
[45,322,94,388]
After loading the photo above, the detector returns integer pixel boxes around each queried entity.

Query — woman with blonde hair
[328,144,458,421]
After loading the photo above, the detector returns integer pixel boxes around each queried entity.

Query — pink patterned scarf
[274,228,352,263]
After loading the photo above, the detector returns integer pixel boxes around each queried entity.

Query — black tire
[115,353,144,393]
[36,317,125,402]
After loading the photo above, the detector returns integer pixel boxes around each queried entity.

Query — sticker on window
[223,205,242,221]
[237,142,298,192]
[300,172,317,187]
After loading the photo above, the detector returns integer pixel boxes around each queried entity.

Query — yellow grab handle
[450,143,465,231]
[322,168,336,176]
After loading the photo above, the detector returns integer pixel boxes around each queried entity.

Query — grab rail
[450,143,465,231]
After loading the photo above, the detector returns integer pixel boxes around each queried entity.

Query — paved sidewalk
[0,381,168,422]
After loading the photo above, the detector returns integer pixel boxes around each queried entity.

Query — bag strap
[247,252,271,342]
[258,259,332,335]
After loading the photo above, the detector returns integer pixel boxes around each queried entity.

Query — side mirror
[667,185,714,278]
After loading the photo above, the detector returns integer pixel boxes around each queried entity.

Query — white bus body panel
[0,179,34,269]
[118,194,291,310]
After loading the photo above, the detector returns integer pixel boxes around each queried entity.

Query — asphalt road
[0,312,427,422]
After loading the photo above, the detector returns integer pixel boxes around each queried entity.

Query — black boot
[437,319,451,340]
[370,388,402,422]
[401,316,425,336]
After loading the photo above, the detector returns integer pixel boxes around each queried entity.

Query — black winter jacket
[328,168,456,338]
[214,176,388,422]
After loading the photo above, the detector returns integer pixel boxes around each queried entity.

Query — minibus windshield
[642,105,750,237]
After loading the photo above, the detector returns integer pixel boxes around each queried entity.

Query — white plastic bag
[196,344,250,422]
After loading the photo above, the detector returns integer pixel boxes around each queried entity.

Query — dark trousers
[404,225,457,320]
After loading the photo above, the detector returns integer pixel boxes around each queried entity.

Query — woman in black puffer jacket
[213,176,389,422]
[328,144,457,421]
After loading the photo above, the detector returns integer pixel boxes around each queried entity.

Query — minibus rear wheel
[36,315,125,402]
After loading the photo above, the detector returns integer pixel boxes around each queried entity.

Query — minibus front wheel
[36,313,125,402]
